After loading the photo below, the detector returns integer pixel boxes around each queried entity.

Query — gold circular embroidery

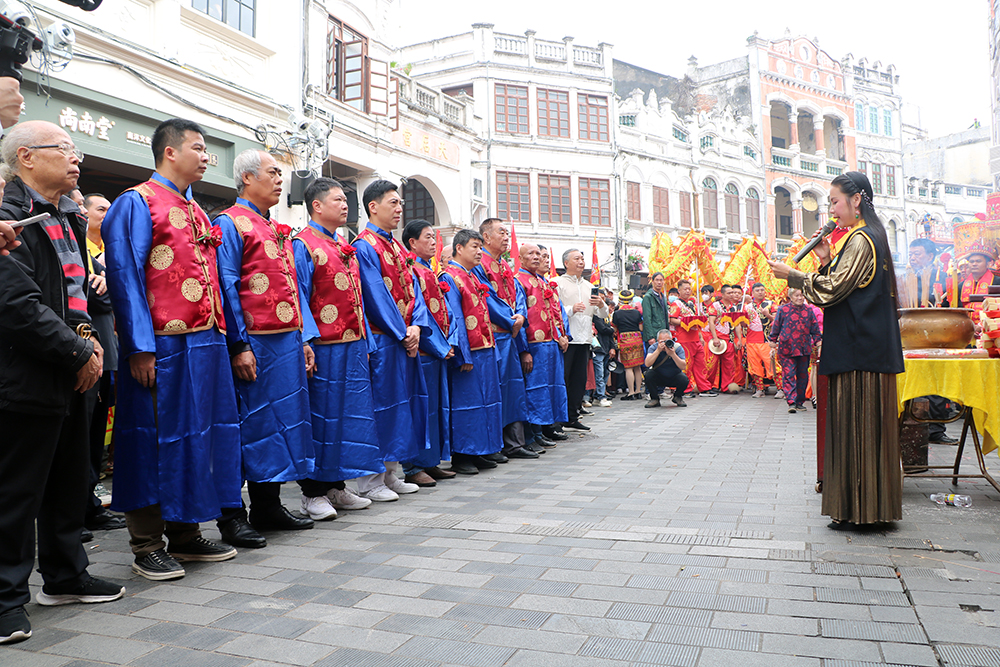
[168,207,188,229]
[465,315,478,330]
[249,273,269,295]
[181,278,203,303]
[534,330,545,342]
[320,304,339,324]
[234,215,254,234]
[243,311,254,328]
[429,298,440,313]
[396,299,407,317]
[335,273,350,291]
[148,244,174,270]
[383,250,395,265]
[146,290,155,307]
[382,276,393,291]
[527,295,537,308]
[276,301,294,323]
[471,294,479,307]
[263,240,280,259]
[163,319,187,332]
[419,276,427,292]
[312,248,328,266]
[530,277,539,288]
[491,261,499,272]
[540,310,548,321]
[343,329,357,341]
[490,280,498,290]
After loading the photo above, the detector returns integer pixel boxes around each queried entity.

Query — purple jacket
[769,302,821,357]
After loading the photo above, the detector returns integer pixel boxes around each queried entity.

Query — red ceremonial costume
[745,298,775,392]
[960,272,1000,324]
[515,271,561,343]
[705,301,742,391]
[446,265,495,350]
[413,261,450,338]
[136,179,226,334]
[670,298,710,392]
[295,225,366,343]
[357,227,416,332]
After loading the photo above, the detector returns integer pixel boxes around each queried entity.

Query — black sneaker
[168,537,237,563]
[133,548,186,581]
[788,405,797,414]
[563,420,590,431]
[795,403,807,412]
[579,407,593,416]
[36,576,125,606]
[706,388,720,396]
[672,396,687,407]
[0,607,30,645]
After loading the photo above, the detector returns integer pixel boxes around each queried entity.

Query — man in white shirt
[553,248,608,430]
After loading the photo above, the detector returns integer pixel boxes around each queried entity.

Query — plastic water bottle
[930,493,972,508]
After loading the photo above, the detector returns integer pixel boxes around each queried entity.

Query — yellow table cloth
[897,358,1000,456]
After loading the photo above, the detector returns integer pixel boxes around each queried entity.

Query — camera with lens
[665,339,675,349]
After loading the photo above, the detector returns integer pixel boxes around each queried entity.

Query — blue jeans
[586,351,607,400]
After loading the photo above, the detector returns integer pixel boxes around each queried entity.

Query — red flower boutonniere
[198,225,223,247]
[438,280,451,293]
[476,282,490,296]
[274,223,293,244]
[543,289,554,299]
[404,251,416,267]
[549,281,559,291]
[340,242,357,257]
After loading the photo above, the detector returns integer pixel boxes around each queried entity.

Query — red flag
[590,232,601,285]
[433,229,443,274]
[510,224,521,272]
[548,247,558,280]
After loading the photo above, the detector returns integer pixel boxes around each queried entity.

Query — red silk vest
[960,273,998,323]
[357,227,415,334]
[516,270,560,343]
[129,179,225,335]
[446,263,494,351]
[296,226,366,344]
[669,299,702,344]
[221,203,302,333]
[413,261,449,334]
[481,250,518,307]
[546,279,566,338]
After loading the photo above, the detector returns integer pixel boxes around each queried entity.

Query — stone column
[814,119,826,157]
[789,112,799,152]
[525,30,536,68]
[792,198,803,235]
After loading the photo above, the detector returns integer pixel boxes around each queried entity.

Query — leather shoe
[536,437,557,448]
[86,508,127,531]
[484,452,509,464]
[507,447,540,459]
[425,466,457,480]
[930,434,959,445]
[405,471,437,487]
[219,516,267,548]
[525,442,546,454]
[579,407,593,415]
[472,455,498,470]
[81,527,93,543]
[449,457,479,475]
[249,505,314,531]
[542,428,568,441]
[563,420,590,431]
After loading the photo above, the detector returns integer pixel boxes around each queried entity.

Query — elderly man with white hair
[0,120,124,645]
[211,150,315,548]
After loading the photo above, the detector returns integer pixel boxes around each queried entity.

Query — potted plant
[624,253,645,272]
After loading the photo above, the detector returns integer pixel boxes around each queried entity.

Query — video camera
[0,0,102,82]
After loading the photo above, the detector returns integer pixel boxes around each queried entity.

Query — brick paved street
[8,393,1000,667]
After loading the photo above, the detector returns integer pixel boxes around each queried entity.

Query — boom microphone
[792,219,838,263]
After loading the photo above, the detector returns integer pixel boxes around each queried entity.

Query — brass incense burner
[897,308,975,350]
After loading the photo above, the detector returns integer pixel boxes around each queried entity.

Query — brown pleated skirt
[821,370,903,524]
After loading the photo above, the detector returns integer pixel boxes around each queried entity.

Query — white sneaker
[328,487,372,510]
[774,390,785,400]
[598,398,612,407]
[582,400,593,408]
[385,471,419,494]
[359,484,399,502]
[301,495,337,521]
[752,390,764,398]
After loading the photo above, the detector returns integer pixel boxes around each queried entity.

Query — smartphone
[591,287,600,296]
[9,212,51,229]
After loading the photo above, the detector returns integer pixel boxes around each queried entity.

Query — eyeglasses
[27,143,84,162]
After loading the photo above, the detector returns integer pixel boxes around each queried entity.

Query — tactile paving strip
[634,641,701,667]
[419,585,520,606]
[666,592,767,614]
[579,636,643,661]
[607,602,714,626]
[936,643,1000,666]
[821,619,927,644]
[814,563,897,578]
[326,648,438,667]
[646,623,761,651]
[442,604,550,629]
[816,588,911,607]
[847,535,933,549]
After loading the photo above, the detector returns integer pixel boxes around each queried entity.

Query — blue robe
[294,229,384,481]
[353,223,431,462]
[103,173,241,523]
[472,256,527,427]
[405,257,457,469]
[441,265,503,455]
[518,271,569,426]
[214,201,314,483]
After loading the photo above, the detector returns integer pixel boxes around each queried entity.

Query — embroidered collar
[236,197,267,218]
[365,222,394,242]
[151,172,193,200]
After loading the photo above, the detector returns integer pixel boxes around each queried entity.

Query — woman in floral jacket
[769,288,822,413]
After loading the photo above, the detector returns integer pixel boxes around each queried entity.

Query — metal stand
[902,401,1000,494]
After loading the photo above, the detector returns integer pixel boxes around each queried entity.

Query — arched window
[855,102,865,133]
[746,188,761,236]
[403,180,436,224]
[702,178,718,228]
[724,184,739,232]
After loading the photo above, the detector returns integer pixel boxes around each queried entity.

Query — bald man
[515,243,567,449]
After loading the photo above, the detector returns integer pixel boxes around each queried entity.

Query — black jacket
[593,315,616,355]
[0,178,94,416]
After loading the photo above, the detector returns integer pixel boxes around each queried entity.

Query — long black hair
[831,171,898,307]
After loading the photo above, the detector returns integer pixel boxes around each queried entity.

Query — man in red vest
[212,150,316,547]
[103,119,241,581]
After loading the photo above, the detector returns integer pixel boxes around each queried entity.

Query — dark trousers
[0,397,91,612]
[126,504,201,557]
[298,479,346,498]
[563,344,590,422]
[218,481,283,523]
[502,422,526,454]
[779,354,809,405]
[85,374,113,519]
[926,395,950,440]
[644,367,689,400]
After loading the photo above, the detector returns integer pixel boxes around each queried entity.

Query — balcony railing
[573,45,603,67]
[398,76,468,126]
[772,154,792,167]
[494,34,527,55]
[801,160,819,172]
[534,39,565,61]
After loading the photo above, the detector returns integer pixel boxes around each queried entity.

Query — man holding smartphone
[554,249,608,430]
[643,329,689,409]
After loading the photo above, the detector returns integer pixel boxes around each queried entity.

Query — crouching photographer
[643,329,689,409]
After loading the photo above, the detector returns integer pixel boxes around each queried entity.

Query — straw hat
[708,338,728,355]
